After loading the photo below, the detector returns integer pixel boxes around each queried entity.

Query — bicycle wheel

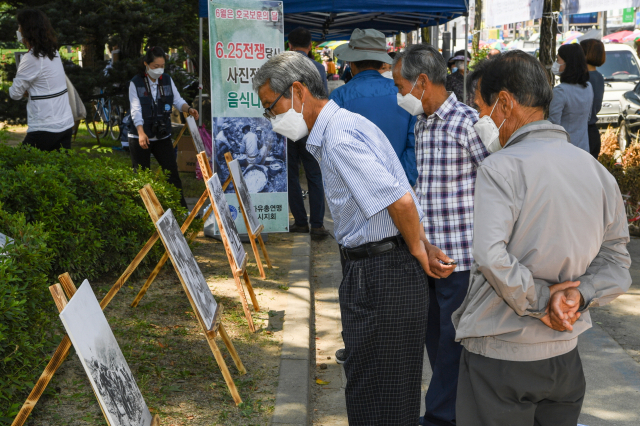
[86,107,109,139]
[109,104,122,141]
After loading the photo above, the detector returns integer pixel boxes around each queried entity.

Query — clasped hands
[539,281,585,332]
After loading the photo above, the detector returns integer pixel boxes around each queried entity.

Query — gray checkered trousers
[340,244,429,425]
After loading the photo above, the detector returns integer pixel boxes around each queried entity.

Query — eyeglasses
[263,83,294,119]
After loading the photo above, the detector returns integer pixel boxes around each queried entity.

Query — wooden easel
[47,276,162,426]
[223,152,273,279]
[172,112,190,149]
[197,152,261,333]
[139,184,246,404]
[130,170,236,308]
[11,273,163,426]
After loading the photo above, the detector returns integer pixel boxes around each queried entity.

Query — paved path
[310,208,640,425]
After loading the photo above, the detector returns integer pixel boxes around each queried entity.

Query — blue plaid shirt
[307,101,423,248]
[415,93,489,271]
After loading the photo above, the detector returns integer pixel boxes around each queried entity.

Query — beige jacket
[453,121,631,359]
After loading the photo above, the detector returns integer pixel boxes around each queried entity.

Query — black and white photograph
[59,280,153,426]
[212,116,287,194]
[228,159,261,234]
[156,209,219,330]
[186,115,206,153]
[207,173,247,268]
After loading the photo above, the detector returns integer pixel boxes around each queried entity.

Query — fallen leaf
[158,342,167,348]
[316,378,330,385]
[187,416,194,419]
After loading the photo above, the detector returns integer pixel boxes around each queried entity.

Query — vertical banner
[208,0,287,234]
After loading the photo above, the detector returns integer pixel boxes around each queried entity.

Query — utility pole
[539,0,561,85]
[473,0,482,53]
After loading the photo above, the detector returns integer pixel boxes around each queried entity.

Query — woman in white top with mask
[128,46,199,209]
[9,9,74,151]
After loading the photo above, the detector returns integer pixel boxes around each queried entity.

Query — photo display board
[206,173,248,269]
[228,159,261,235]
[186,115,206,153]
[59,280,153,426]
[156,209,219,330]
[209,0,288,233]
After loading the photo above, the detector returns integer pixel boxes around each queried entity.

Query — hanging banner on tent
[562,0,640,16]
[208,0,287,234]
[484,0,543,27]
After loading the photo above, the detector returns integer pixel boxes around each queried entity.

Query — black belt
[30,88,68,100]
[340,235,405,261]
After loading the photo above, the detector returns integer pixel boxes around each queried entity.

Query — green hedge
[0,207,54,424]
[0,144,201,422]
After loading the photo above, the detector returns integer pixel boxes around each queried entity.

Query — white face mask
[551,61,562,76]
[473,99,508,154]
[270,96,309,142]
[147,67,164,80]
[16,30,22,44]
[397,79,425,116]
[381,70,393,79]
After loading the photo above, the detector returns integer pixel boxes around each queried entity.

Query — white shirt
[9,51,74,133]
[128,76,187,140]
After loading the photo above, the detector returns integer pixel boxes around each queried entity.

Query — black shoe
[335,348,346,364]
[289,223,310,233]
[310,226,329,239]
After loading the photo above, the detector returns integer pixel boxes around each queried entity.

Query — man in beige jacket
[453,51,631,426]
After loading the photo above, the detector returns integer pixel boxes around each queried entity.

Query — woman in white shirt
[9,9,74,151]
[128,46,199,209]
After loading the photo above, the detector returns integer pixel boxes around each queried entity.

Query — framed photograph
[156,209,219,329]
[207,173,247,269]
[59,280,153,426]
[228,159,261,235]
[186,115,205,153]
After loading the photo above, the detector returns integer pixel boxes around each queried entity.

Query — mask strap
[489,98,500,117]
[497,101,513,131]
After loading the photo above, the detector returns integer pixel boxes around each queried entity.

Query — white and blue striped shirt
[306,101,424,248]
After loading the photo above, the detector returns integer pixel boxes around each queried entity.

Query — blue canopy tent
[281,0,469,40]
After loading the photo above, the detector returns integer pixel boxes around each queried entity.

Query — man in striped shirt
[254,51,455,426]
[393,44,489,426]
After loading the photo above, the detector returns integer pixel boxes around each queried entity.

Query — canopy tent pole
[464,13,468,104]
[199,17,203,127]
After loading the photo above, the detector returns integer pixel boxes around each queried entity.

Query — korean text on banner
[208,0,288,234]
[485,0,543,27]
[563,0,640,15]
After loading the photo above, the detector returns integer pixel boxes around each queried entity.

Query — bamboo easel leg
[257,234,273,269]
[131,252,169,307]
[242,271,260,312]
[11,337,72,426]
[205,332,243,405]
[249,235,266,279]
[218,323,247,374]
[233,271,256,333]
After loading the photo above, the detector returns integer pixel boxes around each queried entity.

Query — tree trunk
[119,37,143,62]
[539,0,561,85]
[473,0,482,53]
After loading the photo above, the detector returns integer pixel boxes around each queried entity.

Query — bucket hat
[334,28,392,64]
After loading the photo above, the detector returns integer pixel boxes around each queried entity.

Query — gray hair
[393,44,447,86]
[252,51,328,99]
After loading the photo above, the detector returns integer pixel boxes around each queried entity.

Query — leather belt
[340,235,405,261]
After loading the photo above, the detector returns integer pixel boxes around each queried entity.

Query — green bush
[0,144,202,422]
[0,207,55,423]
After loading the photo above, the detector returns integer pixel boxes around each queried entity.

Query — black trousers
[588,124,601,159]
[340,244,429,425]
[423,271,470,426]
[456,347,586,426]
[287,137,325,228]
[129,136,188,209]
[22,127,73,151]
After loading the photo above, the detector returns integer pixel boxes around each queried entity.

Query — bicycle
[622,193,640,223]
[86,89,123,141]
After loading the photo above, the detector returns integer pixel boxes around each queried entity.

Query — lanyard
[143,74,166,113]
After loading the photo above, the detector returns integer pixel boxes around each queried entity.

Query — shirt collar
[417,92,457,122]
[307,100,341,148]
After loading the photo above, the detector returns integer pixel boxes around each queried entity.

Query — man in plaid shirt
[393,44,489,426]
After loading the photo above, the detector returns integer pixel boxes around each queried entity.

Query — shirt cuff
[525,279,550,318]
[577,277,598,313]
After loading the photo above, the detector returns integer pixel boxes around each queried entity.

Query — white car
[600,44,640,126]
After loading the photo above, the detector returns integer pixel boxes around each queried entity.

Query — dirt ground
[24,231,294,426]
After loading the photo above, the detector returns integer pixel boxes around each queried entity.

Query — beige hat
[334,28,392,64]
